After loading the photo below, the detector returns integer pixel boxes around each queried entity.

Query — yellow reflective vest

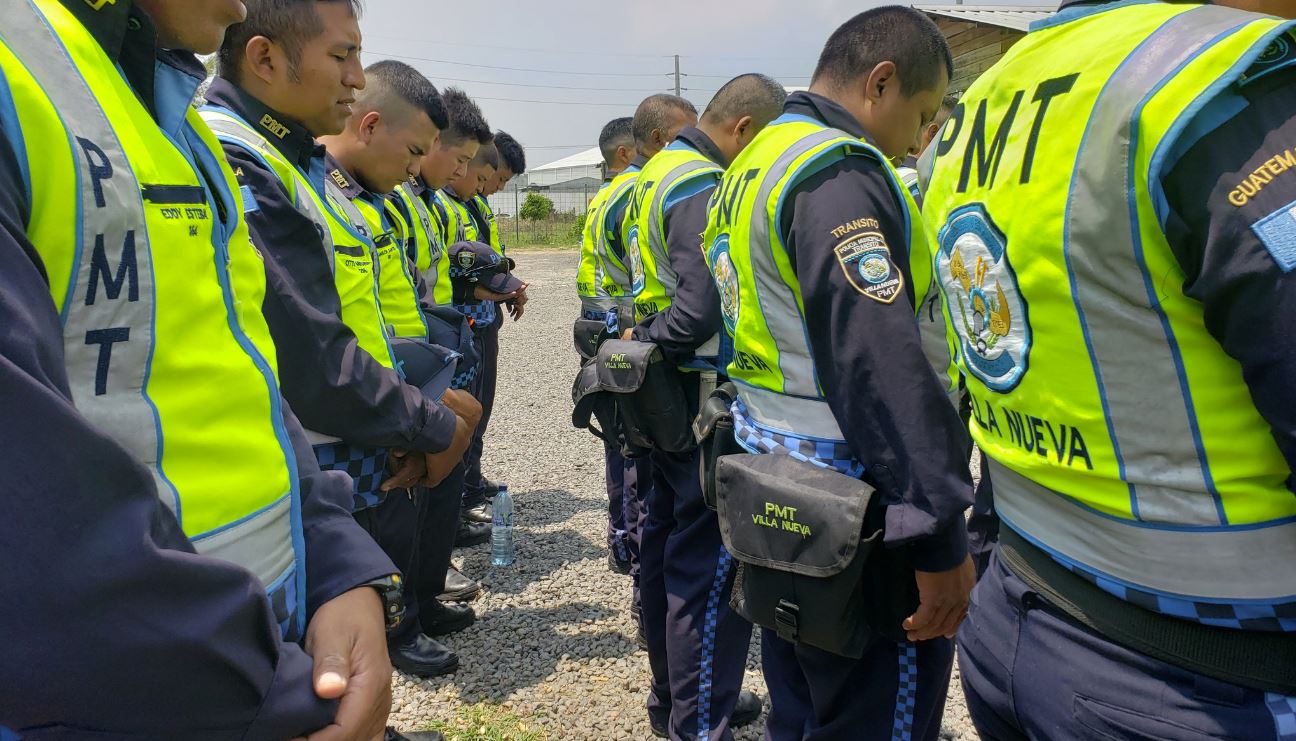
[924,0,1296,606]
[702,114,930,443]
[3,0,306,631]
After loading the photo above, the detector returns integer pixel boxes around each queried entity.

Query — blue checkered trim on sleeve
[731,397,864,478]
[1268,693,1296,741]
[454,300,498,326]
[452,362,478,390]
[313,442,390,512]
[1051,549,1296,632]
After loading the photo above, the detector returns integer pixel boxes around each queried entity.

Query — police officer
[922,0,1296,734]
[702,8,975,739]
[601,94,696,649]
[202,5,479,692]
[447,140,531,537]
[314,62,484,660]
[623,75,787,740]
[577,116,641,577]
[399,88,503,609]
[0,0,400,737]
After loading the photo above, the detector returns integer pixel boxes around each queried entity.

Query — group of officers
[575,1,1296,740]
[0,0,1294,739]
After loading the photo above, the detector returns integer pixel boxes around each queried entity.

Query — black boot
[389,634,458,678]
[423,599,476,636]
[438,565,483,602]
[455,519,492,547]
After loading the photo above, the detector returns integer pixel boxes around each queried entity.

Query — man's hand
[620,328,634,341]
[380,449,426,492]
[422,389,482,487]
[301,587,392,741]
[903,556,975,642]
[507,285,530,321]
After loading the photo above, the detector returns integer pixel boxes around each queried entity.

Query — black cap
[448,241,524,295]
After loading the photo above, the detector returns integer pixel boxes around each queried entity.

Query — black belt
[998,527,1296,695]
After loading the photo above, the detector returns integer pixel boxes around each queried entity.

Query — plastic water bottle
[490,485,514,567]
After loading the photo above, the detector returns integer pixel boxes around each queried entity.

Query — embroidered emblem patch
[835,230,903,303]
[709,235,740,332]
[935,204,1031,392]
[457,251,476,269]
[627,224,645,294]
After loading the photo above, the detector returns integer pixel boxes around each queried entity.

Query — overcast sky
[356,0,1022,169]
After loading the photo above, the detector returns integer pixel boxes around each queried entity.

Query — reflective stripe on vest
[577,181,617,313]
[924,1,1296,603]
[327,185,429,340]
[599,169,640,309]
[628,141,722,323]
[200,108,396,372]
[396,182,451,305]
[3,0,305,628]
[703,114,930,439]
[473,194,503,256]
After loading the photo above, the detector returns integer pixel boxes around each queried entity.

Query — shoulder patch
[1243,31,1296,86]
[1252,199,1296,273]
[834,231,904,303]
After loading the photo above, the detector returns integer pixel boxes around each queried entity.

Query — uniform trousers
[762,627,952,741]
[605,439,632,568]
[353,488,426,646]
[463,316,500,508]
[414,464,467,619]
[959,549,1296,741]
[641,447,752,740]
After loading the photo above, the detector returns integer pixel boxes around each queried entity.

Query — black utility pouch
[717,453,883,658]
[571,357,621,445]
[596,339,694,454]
[573,318,614,361]
[693,382,743,510]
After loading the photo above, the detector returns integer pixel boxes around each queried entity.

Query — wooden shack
[913,5,1054,93]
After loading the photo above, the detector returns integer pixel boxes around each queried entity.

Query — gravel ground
[388,249,978,741]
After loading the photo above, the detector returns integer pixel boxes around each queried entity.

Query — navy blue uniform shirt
[631,127,725,359]
[777,91,974,572]
[206,79,456,456]
[0,1,394,737]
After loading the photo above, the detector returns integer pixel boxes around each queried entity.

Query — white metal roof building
[525,147,605,188]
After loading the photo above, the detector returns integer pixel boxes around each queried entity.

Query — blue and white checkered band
[1055,555,1296,632]
[313,442,391,512]
[452,363,478,391]
[454,300,498,326]
[730,397,864,479]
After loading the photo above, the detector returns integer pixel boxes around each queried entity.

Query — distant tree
[520,192,554,221]
[569,210,588,241]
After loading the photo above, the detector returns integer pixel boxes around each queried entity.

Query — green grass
[421,703,548,741]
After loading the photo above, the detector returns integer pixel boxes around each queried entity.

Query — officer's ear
[356,111,382,143]
[863,61,899,105]
[732,115,755,146]
[242,35,282,86]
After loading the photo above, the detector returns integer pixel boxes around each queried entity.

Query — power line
[365,49,672,77]
[404,73,667,93]
[472,95,640,107]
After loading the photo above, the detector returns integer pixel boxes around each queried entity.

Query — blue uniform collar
[323,153,368,199]
[783,91,880,148]
[673,126,727,167]
[204,78,324,172]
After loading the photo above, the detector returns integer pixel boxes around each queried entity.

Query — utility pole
[673,55,681,96]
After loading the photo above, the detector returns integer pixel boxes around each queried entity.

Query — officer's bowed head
[598,117,636,177]
[320,60,449,193]
[810,5,954,161]
[420,88,493,190]
[631,94,698,159]
[219,0,366,138]
[699,73,788,166]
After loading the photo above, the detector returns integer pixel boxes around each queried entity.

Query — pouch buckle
[774,600,801,643]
